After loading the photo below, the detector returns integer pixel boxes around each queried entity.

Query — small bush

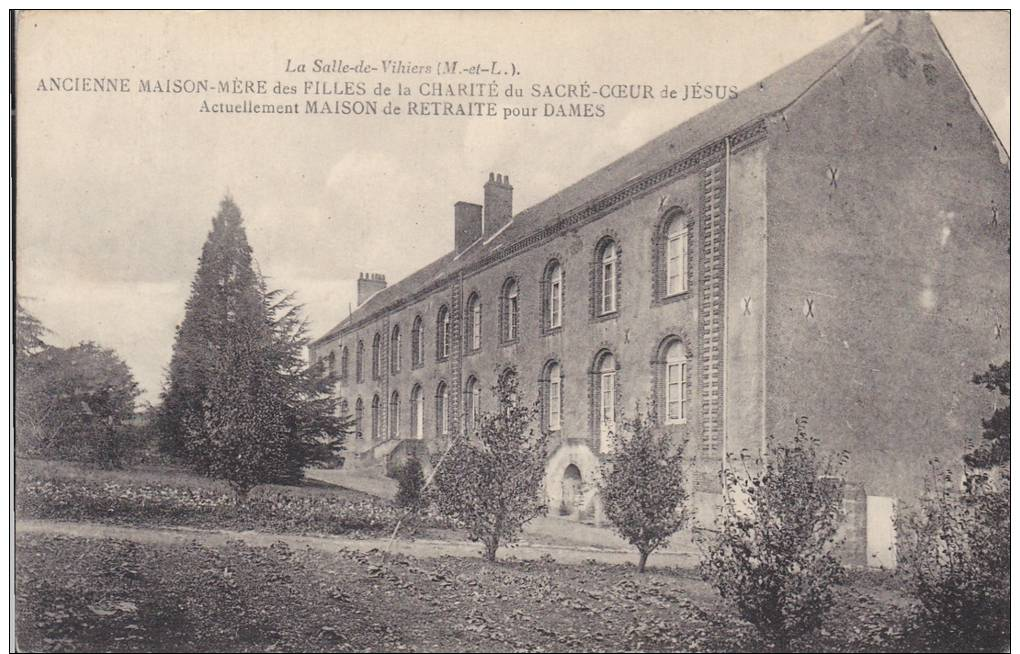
[395,459,426,510]
[897,464,1009,651]
[699,417,848,651]
[599,409,691,572]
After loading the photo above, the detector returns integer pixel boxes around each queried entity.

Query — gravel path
[16,518,700,568]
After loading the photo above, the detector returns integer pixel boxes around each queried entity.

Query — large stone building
[311,12,1009,560]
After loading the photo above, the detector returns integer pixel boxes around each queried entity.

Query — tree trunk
[483,536,499,562]
[638,550,650,573]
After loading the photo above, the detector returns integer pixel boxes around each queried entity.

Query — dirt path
[16,518,700,568]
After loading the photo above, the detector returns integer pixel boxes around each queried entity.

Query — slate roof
[313,16,882,345]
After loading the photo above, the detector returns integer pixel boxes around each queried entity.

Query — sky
[15,10,1009,404]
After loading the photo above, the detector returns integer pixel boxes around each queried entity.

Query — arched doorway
[561,464,583,515]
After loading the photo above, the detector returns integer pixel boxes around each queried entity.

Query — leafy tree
[964,360,1009,470]
[429,367,548,561]
[16,341,141,466]
[599,408,691,572]
[897,464,1009,651]
[157,197,345,497]
[395,458,426,510]
[15,297,47,361]
[700,417,848,651]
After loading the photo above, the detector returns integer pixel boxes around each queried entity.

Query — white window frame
[470,298,481,350]
[411,386,424,439]
[437,384,449,435]
[506,282,519,341]
[598,355,616,452]
[549,264,562,329]
[548,363,561,431]
[601,244,617,314]
[666,225,688,296]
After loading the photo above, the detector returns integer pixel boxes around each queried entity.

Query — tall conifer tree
[157,198,345,496]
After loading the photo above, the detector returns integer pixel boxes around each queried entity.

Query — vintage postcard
[13,9,1010,653]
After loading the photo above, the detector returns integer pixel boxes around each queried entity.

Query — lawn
[15,532,922,653]
[16,458,454,538]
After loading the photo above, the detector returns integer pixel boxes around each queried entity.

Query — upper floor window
[411,315,424,367]
[543,360,562,432]
[371,332,381,379]
[543,261,563,331]
[354,398,364,439]
[464,375,481,433]
[594,238,619,316]
[390,325,401,374]
[355,340,364,382]
[340,346,349,381]
[658,338,689,424]
[466,293,481,351]
[594,350,618,452]
[436,381,450,436]
[501,278,519,342]
[327,351,336,375]
[666,217,689,297]
[371,394,381,440]
[436,305,451,360]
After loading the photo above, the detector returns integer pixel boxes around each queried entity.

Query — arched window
[435,381,449,436]
[436,305,451,360]
[544,261,563,330]
[371,394,381,440]
[389,391,401,439]
[465,293,481,351]
[371,333,381,379]
[340,346,349,381]
[390,325,401,374]
[593,351,618,452]
[354,398,364,439]
[410,384,424,439]
[356,340,364,382]
[327,351,336,375]
[543,360,562,432]
[595,239,619,316]
[665,217,689,297]
[500,278,519,342]
[658,338,689,424]
[464,375,480,433]
[411,315,424,368]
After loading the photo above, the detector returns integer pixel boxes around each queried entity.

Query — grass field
[15,532,922,653]
[15,458,455,538]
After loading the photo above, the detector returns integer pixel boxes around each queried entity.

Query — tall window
[371,394,380,440]
[464,376,480,433]
[411,384,424,439]
[327,351,336,375]
[660,338,688,424]
[371,332,381,379]
[354,398,364,439]
[666,218,689,296]
[389,391,400,439]
[389,325,401,374]
[436,306,450,360]
[411,315,424,367]
[340,346,349,381]
[466,293,481,351]
[544,261,563,331]
[595,351,617,452]
[598,240,618,315]
[501,278,519,342]
[544,361,562,432]
[356,340,364,382]
[436,381,449,436]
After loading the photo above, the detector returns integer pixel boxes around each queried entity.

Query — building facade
[311,12,1009,558]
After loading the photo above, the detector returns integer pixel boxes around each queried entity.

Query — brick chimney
[357,272,387,306]
[454,201,483,254]
[483,172,513,239]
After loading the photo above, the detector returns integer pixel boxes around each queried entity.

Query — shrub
[429,367,548,561]
[699,417,848,651]
[897,464,1009,651]
[395,459,426,510]
[599,409,691,572]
